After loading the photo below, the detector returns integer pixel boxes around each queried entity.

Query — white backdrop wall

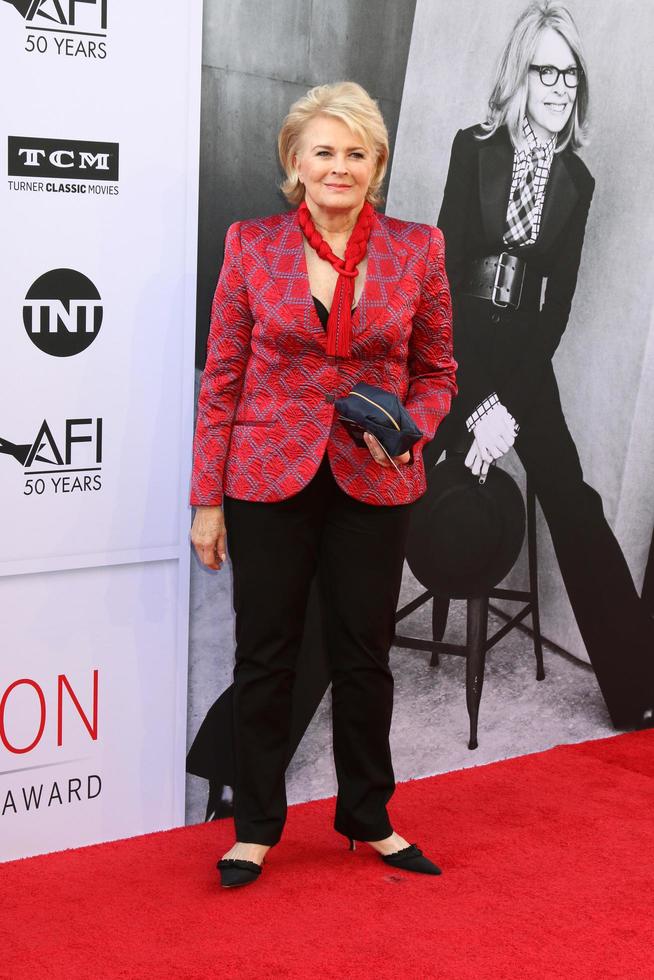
[388,0,654,662]
[0,0,202,860]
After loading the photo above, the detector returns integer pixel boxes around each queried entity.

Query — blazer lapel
[260,211,318,332]
[478,131,514,245]
[357,213,409,333]
[531,151,579,253]
[477,128,580,255]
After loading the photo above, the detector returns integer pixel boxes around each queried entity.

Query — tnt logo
[3,0,107,31]
[23,269,103,357]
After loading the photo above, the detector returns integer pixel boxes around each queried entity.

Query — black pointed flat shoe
[216,858,263,888]
[345,836,442,876]
[380,843,442,876]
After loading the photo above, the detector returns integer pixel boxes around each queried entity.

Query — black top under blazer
[437,124,595,424]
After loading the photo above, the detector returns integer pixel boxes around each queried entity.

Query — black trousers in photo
[424,360,654,727]
[223,455,413,846]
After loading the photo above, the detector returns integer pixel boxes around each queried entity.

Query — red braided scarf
[298,199,375,357]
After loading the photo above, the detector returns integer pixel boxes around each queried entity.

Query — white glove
[465,402,518,482]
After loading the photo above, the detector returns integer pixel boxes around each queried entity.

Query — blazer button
[325,393,336,404]
[490,311,501,324]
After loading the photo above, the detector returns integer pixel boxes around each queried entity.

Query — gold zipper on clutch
[349,391,400,430]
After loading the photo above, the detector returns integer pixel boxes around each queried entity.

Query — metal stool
[394,478,544,750]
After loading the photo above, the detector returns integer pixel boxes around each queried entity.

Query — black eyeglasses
[529,64,582,88]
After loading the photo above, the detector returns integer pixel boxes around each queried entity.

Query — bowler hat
[406,455,525,599]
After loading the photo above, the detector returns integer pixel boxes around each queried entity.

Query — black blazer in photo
[438,124,595,423]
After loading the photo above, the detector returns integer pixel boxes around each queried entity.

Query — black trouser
[424,361,654,727]
[223,455,413,845]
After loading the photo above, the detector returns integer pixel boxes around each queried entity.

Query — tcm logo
[8,137,119,182]
[23,269,102,357]
[3,0,107,31]
[0,417,103,497]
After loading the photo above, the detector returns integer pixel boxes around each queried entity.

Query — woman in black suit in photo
[423,0,654,729]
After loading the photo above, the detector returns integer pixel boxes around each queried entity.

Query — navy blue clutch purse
[335,382,423,458]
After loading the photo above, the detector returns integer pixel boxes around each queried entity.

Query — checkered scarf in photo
[503,118,556,247]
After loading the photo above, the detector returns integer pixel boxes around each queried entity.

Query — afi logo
[0,418,103,470]
[3,0,108,30]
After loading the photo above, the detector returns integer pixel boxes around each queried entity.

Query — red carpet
[2,732,653,980]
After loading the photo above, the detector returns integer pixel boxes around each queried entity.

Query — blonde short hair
[480,1,589,151]
[278,82,389,207]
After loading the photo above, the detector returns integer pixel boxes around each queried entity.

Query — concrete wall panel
[308,0,416,101]
[196,0,417,363]
[188,0,418,819]
[202,0,311,82]
[197,67,308,352]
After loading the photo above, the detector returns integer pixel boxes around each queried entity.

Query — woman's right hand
[191,505,227,570]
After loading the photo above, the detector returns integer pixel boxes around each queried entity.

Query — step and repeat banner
[0,0,202,861]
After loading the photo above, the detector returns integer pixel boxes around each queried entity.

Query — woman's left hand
[364,432,410,468]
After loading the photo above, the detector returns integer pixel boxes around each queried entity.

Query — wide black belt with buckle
[459,253,542,311]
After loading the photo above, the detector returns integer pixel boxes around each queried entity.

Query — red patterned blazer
[191,209,456,507]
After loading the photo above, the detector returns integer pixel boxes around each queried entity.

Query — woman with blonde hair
[422,0,654,729]
[191,81,457,887]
